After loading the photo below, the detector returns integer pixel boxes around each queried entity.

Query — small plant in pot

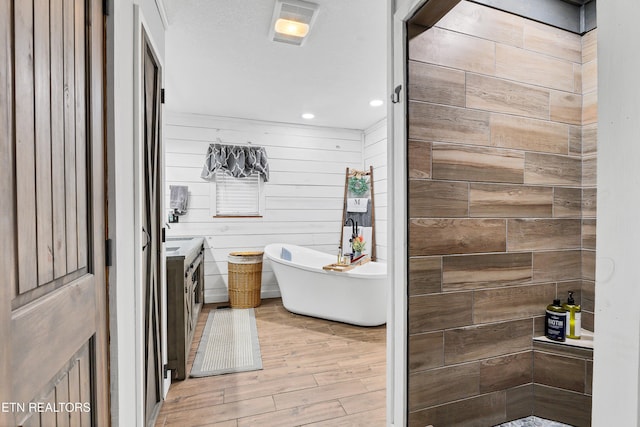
[351,235,366,257]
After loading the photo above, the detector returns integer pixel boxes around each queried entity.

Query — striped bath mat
[190,308,262,377]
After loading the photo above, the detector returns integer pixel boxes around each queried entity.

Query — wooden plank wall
[406,2,596,426]
[164,112,365,302]
[363,118,388,262]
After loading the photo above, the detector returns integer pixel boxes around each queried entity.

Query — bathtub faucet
[345,218,358,242]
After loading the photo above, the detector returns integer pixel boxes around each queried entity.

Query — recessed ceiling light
[369,99,384,107]
[275,19,309,38]
[302,113,315,119]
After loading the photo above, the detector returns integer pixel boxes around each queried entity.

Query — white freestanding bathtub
[264,243,387,326]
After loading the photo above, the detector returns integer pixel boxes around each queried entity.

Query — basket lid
[229,251,264,257]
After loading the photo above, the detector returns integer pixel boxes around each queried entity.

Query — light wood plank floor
[155,298,386,427]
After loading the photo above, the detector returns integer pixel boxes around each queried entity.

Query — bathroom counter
[534,329,594,350]
[165,236,204,260]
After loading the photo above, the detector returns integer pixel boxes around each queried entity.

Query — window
[212,170,263,217]
[200,142,269,217]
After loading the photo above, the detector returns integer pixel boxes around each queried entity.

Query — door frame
[388,2,410,424]
[133,4,167,424]
[387,0,460,425]
[89,0,111,422]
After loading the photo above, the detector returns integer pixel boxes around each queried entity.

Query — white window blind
[215,170,261,216]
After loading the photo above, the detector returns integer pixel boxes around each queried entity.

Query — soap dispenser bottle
[545,299,566,342]
[563,291,581,339]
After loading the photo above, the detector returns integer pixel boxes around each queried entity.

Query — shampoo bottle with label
[545,299,566,342]
[563,291,582,339]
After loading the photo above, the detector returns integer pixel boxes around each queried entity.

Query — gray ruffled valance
[200,141,269,182]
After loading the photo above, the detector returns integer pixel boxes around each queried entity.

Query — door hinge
[162,227,166,243]
[163,364,169,379]
[105,238,113,267]
[391,85,402,104]
[161,88,165,104]
[103,0,109,16]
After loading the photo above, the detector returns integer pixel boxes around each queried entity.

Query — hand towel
[170,185,189,215]
[347,198,368,213]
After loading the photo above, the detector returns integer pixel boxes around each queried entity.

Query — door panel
[34,0,54,286]
[15,0,38,295]
[1,0,108,425]
[74,0,88,271]
[142,35,163,424]
[51,0,67,280]
[63,0,78,274]
[14,0,89,301]
[12,277,96,404]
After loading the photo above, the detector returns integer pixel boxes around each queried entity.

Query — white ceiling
[162,0,388,130]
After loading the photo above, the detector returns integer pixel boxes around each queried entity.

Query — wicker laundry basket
[227,251,264,308]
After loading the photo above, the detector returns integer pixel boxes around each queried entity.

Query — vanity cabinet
[166,237,205,380]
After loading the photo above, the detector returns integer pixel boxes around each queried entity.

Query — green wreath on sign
[348,176,369,196]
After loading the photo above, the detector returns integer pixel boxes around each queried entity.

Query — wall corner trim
[155,0,170,29]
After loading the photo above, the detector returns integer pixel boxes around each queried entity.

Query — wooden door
[0,0,109,426]
[142,34,163,424]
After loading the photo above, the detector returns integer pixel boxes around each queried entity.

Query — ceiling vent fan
[269,0,319,46]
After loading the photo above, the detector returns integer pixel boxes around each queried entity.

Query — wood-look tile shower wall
[406,2,597,425]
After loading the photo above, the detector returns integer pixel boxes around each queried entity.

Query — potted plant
[351,235,366,257]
